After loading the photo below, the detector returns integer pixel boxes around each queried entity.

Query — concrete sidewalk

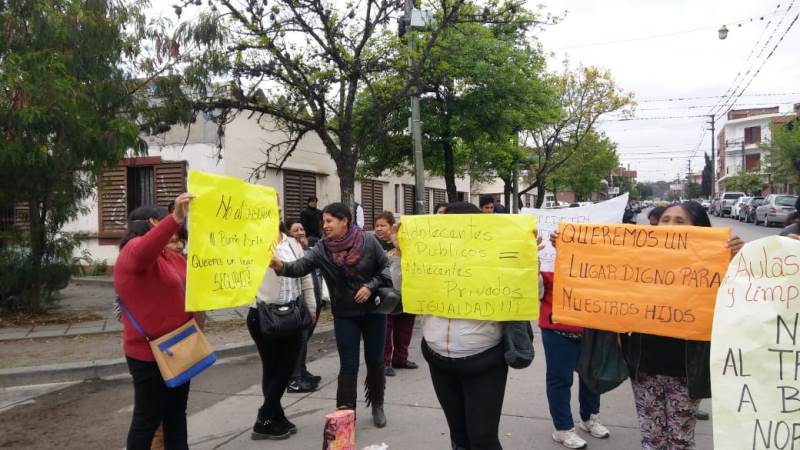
[185,331,714,450]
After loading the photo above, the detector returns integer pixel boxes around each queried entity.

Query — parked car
[701,200,711,211]
[731,196,751,220]
[740,197,764,223]
[755,194,799,227]
[710,196,721,216]
[717,192,745,217]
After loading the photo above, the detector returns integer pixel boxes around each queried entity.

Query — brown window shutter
[98,166,128,238]
[154,161,187,208]
[403,184,415,215]
[283,170,317,226]
[360,179,384,230]
[433,188,447,207]
[424,188,431,213]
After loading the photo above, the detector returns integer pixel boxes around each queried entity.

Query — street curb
[71,276,114,287]
[0,323,334,388]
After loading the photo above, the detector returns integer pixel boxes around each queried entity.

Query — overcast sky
[536,0,800,181]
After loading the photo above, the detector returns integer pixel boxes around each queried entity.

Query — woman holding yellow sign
[270,202,392,428]
[114,193,195,450]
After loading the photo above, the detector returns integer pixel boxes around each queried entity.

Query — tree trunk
[535,179,546,208]
[502,176,511,213]
[443,141,458,202]
[26,196,45,311]
[336,156,357,209]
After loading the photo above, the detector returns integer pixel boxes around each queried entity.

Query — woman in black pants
[248,223,317,440]
[421,201,509,450]
[271,203,392,428]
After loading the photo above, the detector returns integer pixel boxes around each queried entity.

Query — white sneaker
[552,428,588,449]
[578,414,610,439]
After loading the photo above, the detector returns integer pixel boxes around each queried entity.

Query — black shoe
[372,405,387,428]
[384,366,396,377]
[695,409,710,421]
[287,377,318,393]
[252,418,291,440]
[276,416,297,434]
[392,360,419,369]
[302,369,322,384]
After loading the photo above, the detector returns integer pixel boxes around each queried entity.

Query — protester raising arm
[117,193,194,271]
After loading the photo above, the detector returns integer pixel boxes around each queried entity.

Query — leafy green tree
[173,0,500,205]
[724,170,767,195]
[0,0,191,310]
[764,119,800,187]
[519,64,635,207]
[636,182,654,199]
[686,182,702,199]
[355,5,557,202]
[551,132,619,201]
[701,152,712,197]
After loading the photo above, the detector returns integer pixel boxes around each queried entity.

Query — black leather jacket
[280,234,391,317]
[621,333,711,399]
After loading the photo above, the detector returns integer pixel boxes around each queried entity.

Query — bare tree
[519,64,634,207]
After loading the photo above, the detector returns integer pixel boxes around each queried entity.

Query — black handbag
[502,321,535,369]
[373,286,403,315]
[257,297,311,337]
[576,329,630,394]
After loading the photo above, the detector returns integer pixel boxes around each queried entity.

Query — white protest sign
[521,193,629,271]
[711,236,800,450]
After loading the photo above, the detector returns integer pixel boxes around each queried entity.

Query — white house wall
[65,113,488,266]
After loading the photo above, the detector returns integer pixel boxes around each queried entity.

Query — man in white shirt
[353,201,365,229]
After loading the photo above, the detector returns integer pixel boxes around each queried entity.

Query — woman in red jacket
[114,193,193,450]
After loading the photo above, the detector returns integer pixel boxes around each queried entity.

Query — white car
[731,196,751,220]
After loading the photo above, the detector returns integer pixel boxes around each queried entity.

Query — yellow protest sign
[553,223,731,340]
[397,214,538,321]
[185,170,280,311]
[711,236,800,449]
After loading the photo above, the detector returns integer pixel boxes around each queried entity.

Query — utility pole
[707,115,716,197]
[403,0,426,214]
[741,140,746,174]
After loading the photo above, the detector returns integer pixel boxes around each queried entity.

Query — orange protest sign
[552,223,731,340]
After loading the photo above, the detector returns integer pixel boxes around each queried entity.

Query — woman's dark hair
[433,202,448,213]
[479,195,495,207]
[279,221,288,234]
[119,205,170,249]
[322,202,352,226]
[445,201,481,215]
[647,206,666,221]
[669,201,711,227]
[374,211,395,226]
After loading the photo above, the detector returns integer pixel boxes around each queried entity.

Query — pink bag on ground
[323,409,355,450]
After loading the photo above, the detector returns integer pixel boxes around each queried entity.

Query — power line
[635,100,799,111]
[561,10,781,49]
[716,11,800,119]
[638,91,800,103]
[602,114,710,122]
[711,1,799,118]
[705,2,786,117]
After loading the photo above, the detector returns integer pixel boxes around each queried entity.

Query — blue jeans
[334,314,387,376]
[541,328,601,430]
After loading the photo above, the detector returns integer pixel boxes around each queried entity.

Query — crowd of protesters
[113,191,800,450]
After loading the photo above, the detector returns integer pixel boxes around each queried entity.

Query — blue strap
[116,297,152,341]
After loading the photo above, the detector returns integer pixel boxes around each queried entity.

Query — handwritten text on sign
[185,170,280,311]
[553,223,731,340]
[711,236,800,450]
[521,194,628,272]
[398,214,538,321]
